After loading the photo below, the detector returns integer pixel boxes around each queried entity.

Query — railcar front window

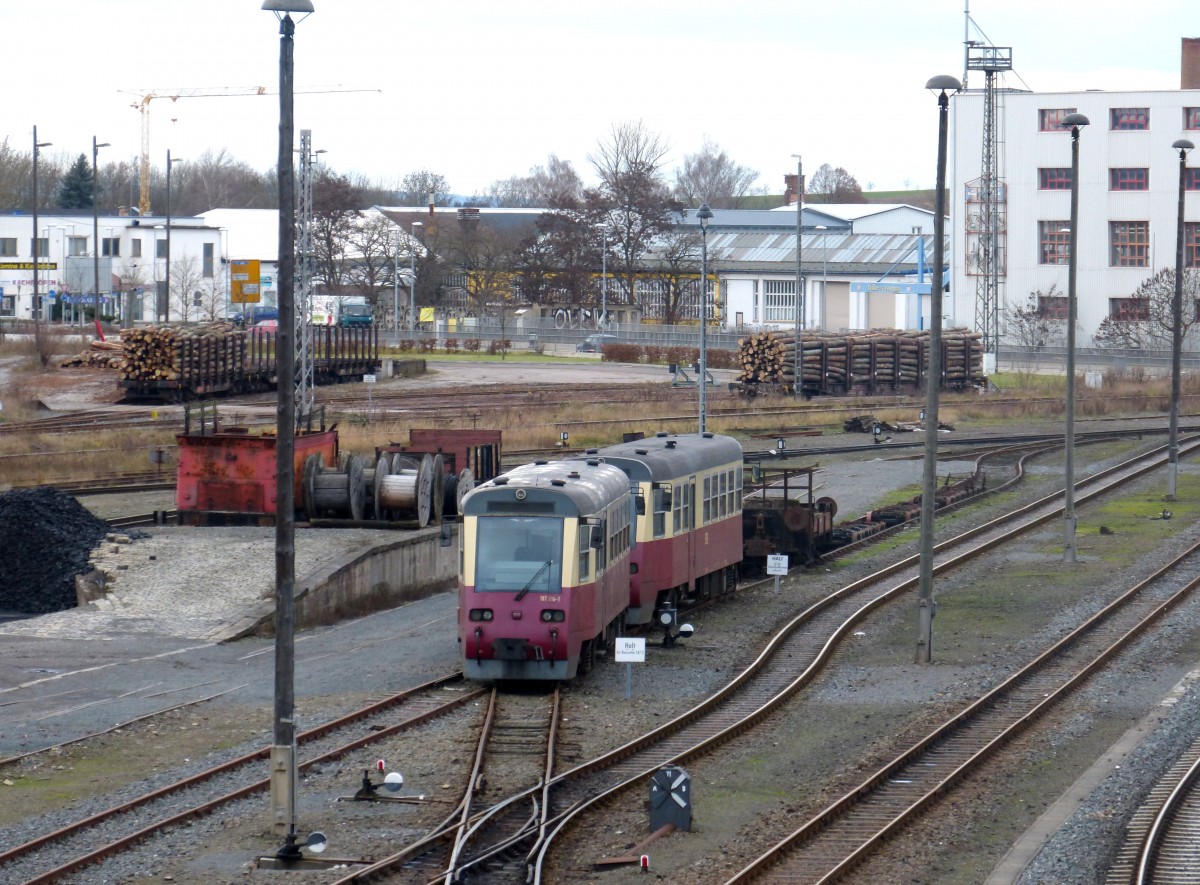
[474,517,563,592]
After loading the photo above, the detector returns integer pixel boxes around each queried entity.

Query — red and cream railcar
[590,432,743,626]
[458,458,632,681]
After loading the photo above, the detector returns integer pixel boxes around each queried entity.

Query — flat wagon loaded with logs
[735,328,985,397]
[118,323,379,402]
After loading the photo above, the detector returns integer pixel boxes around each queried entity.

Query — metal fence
[390,317,745,354]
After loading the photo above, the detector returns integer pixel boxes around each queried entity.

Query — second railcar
[590,432,743,626]
[458,459,632,681]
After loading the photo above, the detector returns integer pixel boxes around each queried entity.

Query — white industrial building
[0,211,231,324]
[949,41,1200,347]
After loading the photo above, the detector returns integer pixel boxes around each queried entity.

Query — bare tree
[169,255,206,323]
[486,154,583,208]
[1000,287,1066,349]
[587,121,677,307]
[172,149,273,213]
[807,163,866,203]
[344,213,400,313]
[640,225,705,325]
[397,169,452,207]
[672,138,761,209]
[1092,267,1200,349]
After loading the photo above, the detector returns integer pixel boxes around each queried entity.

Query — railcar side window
[719,472,728,517]
[652,486,667,538]
[683,482,694,530]
[673,483,683,534]
[578,526,590,582]
[703,476,711,523]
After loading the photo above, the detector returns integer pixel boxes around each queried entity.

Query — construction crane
[119,85,379,215]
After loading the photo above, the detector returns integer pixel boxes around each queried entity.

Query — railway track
[307,437,1195,884]
[0,675,484,885]
[726,537,1200,883]
[1108,732,1200,884]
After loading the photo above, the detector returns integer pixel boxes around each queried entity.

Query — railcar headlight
[469,609,494,622]
[540,609,565,622]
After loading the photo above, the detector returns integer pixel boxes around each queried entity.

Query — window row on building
[1036,167,1200,190]
[1037,107,1200,131]
[1036,220,1200,267]
[1035,293,1200,323]
[0,236,217,275]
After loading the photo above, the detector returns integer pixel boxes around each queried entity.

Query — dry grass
[1,363,1196,489]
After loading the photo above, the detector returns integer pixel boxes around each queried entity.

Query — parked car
[576,333,619,353]
[232,307,279,326]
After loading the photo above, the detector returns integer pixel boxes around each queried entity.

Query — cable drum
[360,454,391,520]
[430,453,445,524]
[305,453,365,521]
[378,454,434,527]
[444,466,474,517]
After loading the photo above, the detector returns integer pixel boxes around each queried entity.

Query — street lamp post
[815,224,828,331]
[697,203,713,433]
[915,74,961,664]
[1169,138,1194,500]
[264,0,314,858]
[392,231,401,343]
[1062,112,1089,563]
[791,153,804,397]
[164,150,184,323]
[93,137,110,331]
[594,222,608,329]
[32,127,51,331]
[410,220,422,331]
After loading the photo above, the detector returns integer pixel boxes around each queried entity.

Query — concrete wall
[289,525,458,631]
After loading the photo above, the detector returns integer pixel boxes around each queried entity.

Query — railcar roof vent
[702,432,714,438]
[585,448,600,455]
[534,459,548,465]
[567,470,581,479]
[635,448,648,455]
[655,431,669,438]
[586,459,600,466]
[551,478,566,486]
[493,477,509,485]
[665,440,678,449]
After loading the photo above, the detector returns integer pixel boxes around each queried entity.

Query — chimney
[1183,38,1200,89]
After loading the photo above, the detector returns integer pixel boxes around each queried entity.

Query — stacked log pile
[60,339,126,369]
[736,328,984,394]
[119,324,246,387]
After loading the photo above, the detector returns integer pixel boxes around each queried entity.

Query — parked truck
[310,296,374,328]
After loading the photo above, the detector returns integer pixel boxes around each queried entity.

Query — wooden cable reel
[444,466,475,517]
[378,453,434,527]
[304,451,365,520]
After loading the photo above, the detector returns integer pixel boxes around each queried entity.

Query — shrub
[463,338,482,352]
[602,343,641,363]
[444,337,460,352]
[417,337,437,353]
[488,339,512,355]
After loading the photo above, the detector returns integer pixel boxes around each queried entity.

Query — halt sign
[615,637,646,662]
[766,554,789,576]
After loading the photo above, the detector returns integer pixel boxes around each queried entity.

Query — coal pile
[0,487,109,614]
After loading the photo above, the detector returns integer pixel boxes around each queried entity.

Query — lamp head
[1062,112,1090,129]
[1173,138,1195,155]
[925,74,962,95]
[697,203,713,231]
[262,0,314,13]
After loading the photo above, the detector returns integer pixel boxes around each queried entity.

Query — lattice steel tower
[964,44,1011,358]
[295,129,316,422]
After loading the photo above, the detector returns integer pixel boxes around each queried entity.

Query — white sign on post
[766,554,789,576]
[363,374,377,384]
[615,637,646,662]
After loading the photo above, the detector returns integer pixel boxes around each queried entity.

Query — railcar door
[686,475,697,593]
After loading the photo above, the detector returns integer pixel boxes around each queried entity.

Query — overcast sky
[8,0,1191,201]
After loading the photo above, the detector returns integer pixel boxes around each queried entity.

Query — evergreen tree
[57,154,94,209]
